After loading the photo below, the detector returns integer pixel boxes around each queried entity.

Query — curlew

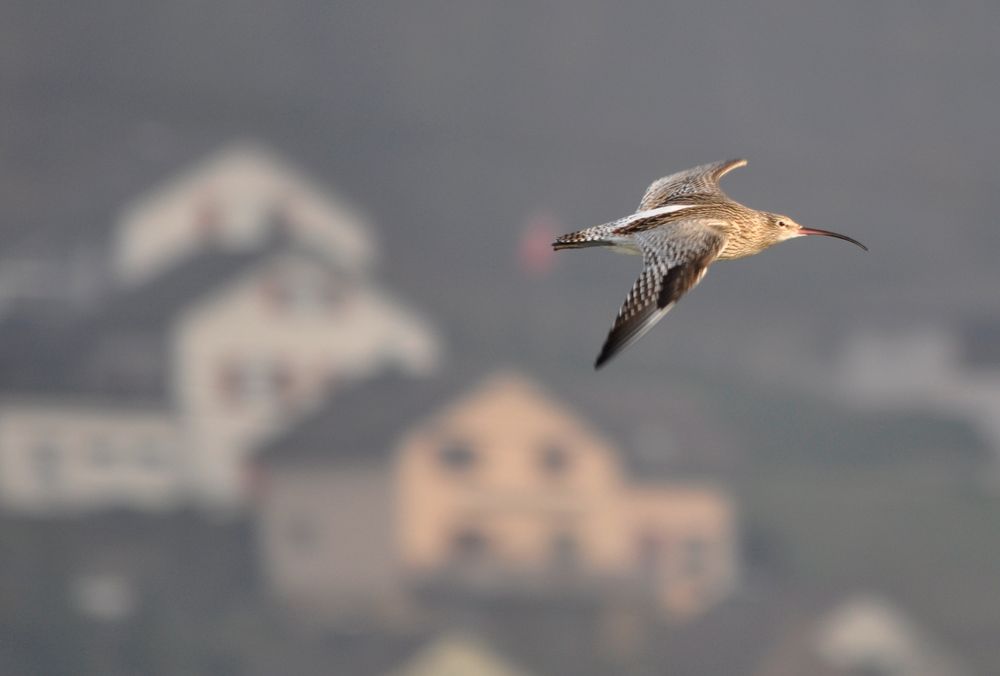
[553,159,867,369]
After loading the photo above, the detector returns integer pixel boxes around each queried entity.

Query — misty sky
[2,1,999,376]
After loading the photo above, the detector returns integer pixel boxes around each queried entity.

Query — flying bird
[553,159,867,369]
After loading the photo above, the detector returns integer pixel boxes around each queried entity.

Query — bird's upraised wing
[638,158,747,211]
[594,223,726,369]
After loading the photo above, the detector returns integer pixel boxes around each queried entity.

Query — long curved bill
[798,227,868,251]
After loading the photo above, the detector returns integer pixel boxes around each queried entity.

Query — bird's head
[766,213,868,251]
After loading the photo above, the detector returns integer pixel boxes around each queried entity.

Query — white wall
[172,252,440,507]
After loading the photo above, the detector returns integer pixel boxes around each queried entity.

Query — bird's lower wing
[594,230,725,369]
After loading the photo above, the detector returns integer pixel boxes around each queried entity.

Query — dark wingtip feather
[594,351,610,370]
[593,336,620,369]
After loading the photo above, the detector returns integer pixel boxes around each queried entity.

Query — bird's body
[553,159,867,368]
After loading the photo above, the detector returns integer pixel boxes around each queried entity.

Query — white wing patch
[621,204,700,226]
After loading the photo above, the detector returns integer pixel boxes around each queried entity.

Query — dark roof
[0,311,125,401]
[254,373,464,466]
[97,244,274,331]
[0,320,170,404]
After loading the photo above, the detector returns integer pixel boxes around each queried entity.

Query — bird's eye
[778,220,788,228]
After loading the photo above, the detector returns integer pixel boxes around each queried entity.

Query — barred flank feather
[552,238,604,251]
[552,223,615,250]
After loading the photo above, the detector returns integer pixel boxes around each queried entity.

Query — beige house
[114,141,375,286]
[396,372,737,617]
[255,370,737,620]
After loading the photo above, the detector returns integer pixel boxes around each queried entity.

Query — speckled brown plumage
[553,158,867,368]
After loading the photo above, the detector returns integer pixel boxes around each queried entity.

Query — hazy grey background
[4,1,999,374]
[2,2,1000,674]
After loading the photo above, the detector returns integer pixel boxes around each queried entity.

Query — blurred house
[0,142,440,514]
[757,593,969,676]
[254,370,738,622]
[398,372,737,616]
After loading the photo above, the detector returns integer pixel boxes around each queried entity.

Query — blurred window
[195,198,223,243]
[242,360,275,402]
[451,526,488,562]
[680,536,710,578]
[286,271,326,313]
[539,442,572,478]
[262,267,340,315]
[439,440,476,472]
[272,362,294,404]
[635,530,667,579]
[266,206,295,238]
[323,278,346,308]
[218,361,241,404]
[261,275,289,308]
[220,358,291,406]
[551,531,579,570]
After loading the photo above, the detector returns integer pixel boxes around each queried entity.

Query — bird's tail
[552,222,616,251]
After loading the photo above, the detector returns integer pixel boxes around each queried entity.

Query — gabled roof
[254,372,465,466]
[254,366,735,490]
[255,369,634,477]
[94,240,285,331]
